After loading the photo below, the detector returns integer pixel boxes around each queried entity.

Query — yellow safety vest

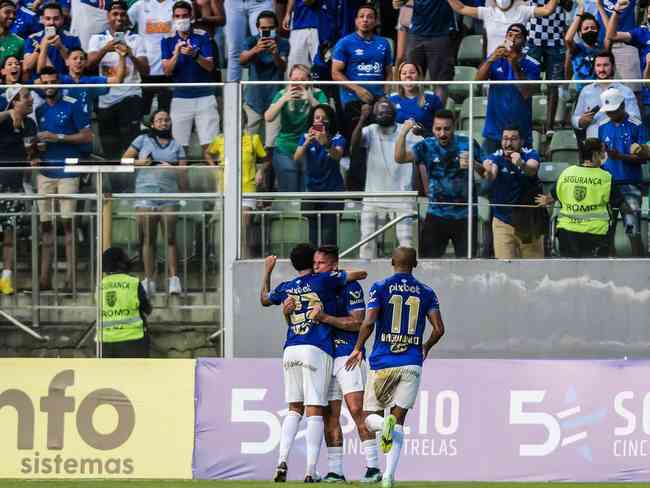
[99,274,144,343]
[556,165,612,236]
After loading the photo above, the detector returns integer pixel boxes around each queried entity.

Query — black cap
[0,0,16,9]
[108,0,128,11]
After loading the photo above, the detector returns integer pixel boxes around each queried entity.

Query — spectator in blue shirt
[294,103,345,246]
[597,87,647,256]
[332,4,393,190]
[389,62,443,136]
[481,125,544,259]
[23,3,81,78]
[283,0,320,69]
[597,0,640,89]
[606,0,650,129]
[162,0,219,159]
[11,0,43,39]
[565,8,606,94]
[240,10,289,149]
[476,23,540,154]
[34,66,92,290]
[396,109,485,258]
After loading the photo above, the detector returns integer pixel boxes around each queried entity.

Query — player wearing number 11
[346,247,445,488]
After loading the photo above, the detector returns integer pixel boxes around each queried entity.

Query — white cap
[599,87,625,113]
[4,85,22,106]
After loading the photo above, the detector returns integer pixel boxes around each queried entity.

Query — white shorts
[171,95,220,146]
[364,365,422,412]
[287,28,319,71]
[283,345,333,406]
[327,356,367,401]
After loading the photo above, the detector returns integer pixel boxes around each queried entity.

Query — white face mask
[496,0,512,10]
[174,18,191,32]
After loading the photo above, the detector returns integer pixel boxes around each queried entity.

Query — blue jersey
[25,30,81,76]
[11,4,41,39]
[60,74,109,112]
[571,39,601,94]
[484,55,540,145]
[160,29,214,98]
[269,270,348,356]
[389,92,443,134]
[298,132,346,192]
[599,115,646,183]
[367,272,439,370]
[36,94,91,178]
[332,281,365,359]
[291,0,320,29]
[332,33,393,106]
[628,26,650,105]
[598,0,636,39]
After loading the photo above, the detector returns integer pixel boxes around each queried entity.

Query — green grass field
[0,482,640,487]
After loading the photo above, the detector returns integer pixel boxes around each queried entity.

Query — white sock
[278,410,302,464]
[385,424,404,479]
[327,446,343,475]
[362,439,379,469]
[2,269,11,278]
[365,413,383,432]
[306,415,324,477]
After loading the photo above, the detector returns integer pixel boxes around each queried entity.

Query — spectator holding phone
[389,62,443,136]
[264,63,327,191]
[293,103,345,246]
[572,50,639,141]
[240,11,289,148]
[88,0,149,170]
[122,109,188,296]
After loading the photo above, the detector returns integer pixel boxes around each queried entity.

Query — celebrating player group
[260,244,445,487]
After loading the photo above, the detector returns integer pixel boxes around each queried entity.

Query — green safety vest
[556,165,612,236]
[99,274,144,343]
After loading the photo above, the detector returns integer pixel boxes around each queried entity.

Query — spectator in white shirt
[69,0,109,50]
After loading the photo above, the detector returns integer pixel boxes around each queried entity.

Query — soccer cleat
[360,467,382,483]
[304,475,318,483]
[322,472,346,483]
[0,276,15,295]
[381,474,394,488]
[380,415,397,454]
[169,275,182,295]
[273,462,287,482]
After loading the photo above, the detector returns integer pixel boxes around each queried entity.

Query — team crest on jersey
[106,290,117,307]
[292,323,310,336]
[574,185,587,202]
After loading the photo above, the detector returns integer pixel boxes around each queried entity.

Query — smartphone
[590,105,600,114]
[260,29,271,38]
[114,31,126,43]
[45,26,56,37]
[504,38,513,50]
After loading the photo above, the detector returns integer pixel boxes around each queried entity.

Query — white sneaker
[169,276,182,295]
[142,278,156,297]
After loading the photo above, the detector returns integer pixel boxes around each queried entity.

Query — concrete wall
[234,259,650,359]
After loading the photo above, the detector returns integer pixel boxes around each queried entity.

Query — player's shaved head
[290,243,316,272]
[392,246,417,272]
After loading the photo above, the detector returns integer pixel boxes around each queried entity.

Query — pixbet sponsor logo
[0,370,136,475]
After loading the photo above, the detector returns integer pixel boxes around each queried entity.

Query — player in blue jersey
[346,247,445,488]
[304,246,381,484]
[260,243,367,483]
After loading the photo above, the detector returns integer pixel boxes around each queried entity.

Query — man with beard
[0,87,38,294]
[350,98,422,259]
[572,50,639,142]
[396,109,485,258]
[0,0,24,66]
[476,23,541,154]
[35,66,92,290]
[481,125,543,259]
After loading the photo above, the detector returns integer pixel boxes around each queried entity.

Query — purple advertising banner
[193,359,650,482]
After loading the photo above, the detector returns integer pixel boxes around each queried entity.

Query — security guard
[99,247,152,358]
[536,138,612,257]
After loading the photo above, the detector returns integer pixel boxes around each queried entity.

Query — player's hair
[39,66,59,77]
[434,109,455,123]
[392,246,417,270]
[317,245,339,262]
[581,138,604,162]
[501,125,521,136]
[356,3,377,19]
[288,63,311,79]
[42,2,63,14]
[172,0,192,14]
[256,10,278,27]
[290,243,316,272]
[68,47,87,59]
[579,13,599,31]
[103,247,130,273]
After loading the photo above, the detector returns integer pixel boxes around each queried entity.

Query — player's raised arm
[344,269,368,282]
[346,308,379,370]
[423,309,445,359]
[316,308,364,332]
[260,255,277,306]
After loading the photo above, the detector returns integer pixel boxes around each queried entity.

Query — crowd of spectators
[1,0,650,294]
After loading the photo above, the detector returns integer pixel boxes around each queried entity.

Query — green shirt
[271,88,328,156]
[0,32,24,65]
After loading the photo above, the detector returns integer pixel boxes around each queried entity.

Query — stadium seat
[448,66,479,103]
[457,35,484,67]
[187,166,218,194]
[548,130,579,164]
[532,130,543,154]
[532,95,548,131]
[111,199,139,257]
[155,202,201,265]
[270,215,309,258]
[337,211,361,258]
[642,163,650,183]
[459,96,488,129]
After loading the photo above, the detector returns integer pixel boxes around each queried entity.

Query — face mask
[496,0,512,10]
[375,114,396,127]
[151,128,172,139]
[582,31,598,46]
[174,18,191,32]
